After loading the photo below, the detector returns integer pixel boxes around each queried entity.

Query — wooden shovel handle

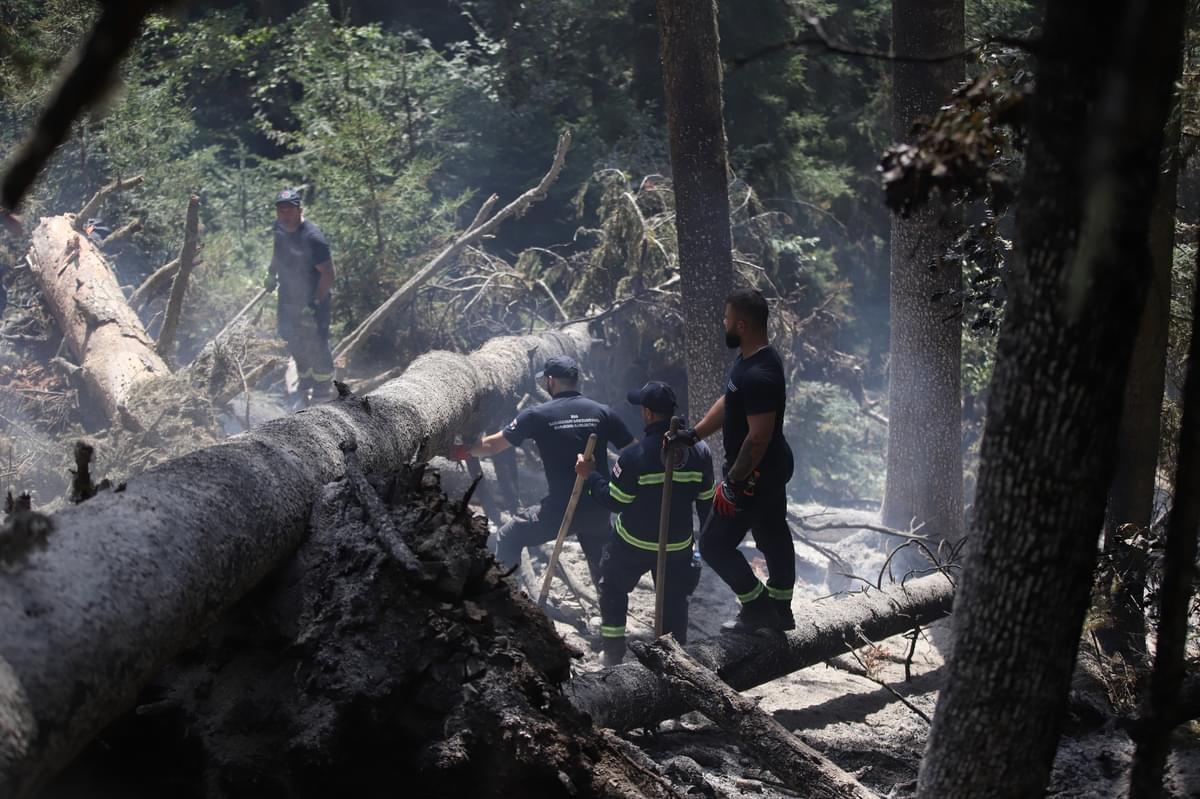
[538,433,598,606]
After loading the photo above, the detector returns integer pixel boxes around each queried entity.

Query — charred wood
[567,574,954,730]
[631,636,878,798]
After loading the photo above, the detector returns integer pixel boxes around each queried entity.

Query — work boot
[771,598,796,631]
[721,593,785,634]
[599,636,627,667]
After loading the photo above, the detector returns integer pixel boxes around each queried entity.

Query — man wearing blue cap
[452,355,634,579]
[264,188,336,407]
[574,381,715,665]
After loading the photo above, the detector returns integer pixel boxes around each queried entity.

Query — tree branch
[730,16,1038,69]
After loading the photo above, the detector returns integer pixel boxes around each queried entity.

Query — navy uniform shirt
[584,419,715,552]
[272,219,331,310]
[503,391,634,517]
[723,345,794,492]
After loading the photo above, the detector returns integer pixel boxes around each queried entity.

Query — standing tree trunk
[1126,238,1200,798]
[155,194,201,361]
[881,0,965,550]
[1096,93,1183,660]
[916,1,1187,797]
[656,0,734,428]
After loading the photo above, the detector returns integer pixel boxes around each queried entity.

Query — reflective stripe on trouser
[598,534,693,645]
[698,487,795,603]
[281,311,334,388]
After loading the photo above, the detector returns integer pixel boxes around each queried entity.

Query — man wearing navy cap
[574,381,715,665]
[453,355,634,581]
[264,188,336,407]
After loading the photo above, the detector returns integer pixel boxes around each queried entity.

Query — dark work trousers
[698,488,795,605]
[278,299,334,393]
[598,537,693,644]
[494,502,610,581]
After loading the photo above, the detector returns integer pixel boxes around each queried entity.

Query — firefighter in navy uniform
[450,355,634,580]
[667,288,797,633]
[265,189,336,407]
[574,381,715,666]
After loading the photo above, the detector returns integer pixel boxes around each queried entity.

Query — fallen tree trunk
[26,214,170,423]
[566,574,955,730]
[631,636,878,799]
[0,323,591,798]
[47,458,684,798]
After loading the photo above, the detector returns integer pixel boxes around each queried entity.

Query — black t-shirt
[503,391,634,513]
[722,345,793,491]
[272,219,331,309]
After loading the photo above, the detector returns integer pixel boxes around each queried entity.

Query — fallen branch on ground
[632,636,878,799]
[566,574,954,730]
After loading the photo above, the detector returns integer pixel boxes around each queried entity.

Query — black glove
[263,273,278,292]
[663,426,699,450]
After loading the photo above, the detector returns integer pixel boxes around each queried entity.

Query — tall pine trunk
[657,0,734,428]
[881,0,965,549]
[916,1,1187,796]
[1096,99,1182,660]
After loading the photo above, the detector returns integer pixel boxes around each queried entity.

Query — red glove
[713,480,740,517]
[449,443,472,461]
[713,471,760,517]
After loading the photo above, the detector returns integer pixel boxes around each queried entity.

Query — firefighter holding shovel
[450,356,634,582]
[574,381,715,666]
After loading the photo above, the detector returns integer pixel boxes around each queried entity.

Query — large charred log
[0,324,592,798]
[567,574,954,731]
[45,462,681,799]
[25,215,170,424]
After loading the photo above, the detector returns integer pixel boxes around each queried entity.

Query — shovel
[654,417,683,637]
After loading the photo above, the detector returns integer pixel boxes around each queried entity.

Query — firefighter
[667,288,797,632]
[450,355,634,579]
[264,188,336,407]
[574,381,714,666]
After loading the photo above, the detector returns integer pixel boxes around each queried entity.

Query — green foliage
[786,381,885,504]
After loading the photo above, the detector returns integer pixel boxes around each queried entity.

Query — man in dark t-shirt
[265,189,336,407]
[450,355,634,582]
[666,288,797,633]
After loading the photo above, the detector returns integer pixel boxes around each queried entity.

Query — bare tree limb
[730,16,1037,69]
[75,176,144,228]
[129,258,180,308]
[332,131,571,367]
[98,217,143,248]
[155,195,201,361]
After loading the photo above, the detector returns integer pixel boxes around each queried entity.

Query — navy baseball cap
[274,188,302,207]
[536,355,579,381]
[627,381,677,415]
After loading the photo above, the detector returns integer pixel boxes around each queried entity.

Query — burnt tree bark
[915,1,1188,796]
[567,573,953,730]
[881,0,965,551]
[0,324,594,799]
[1126,238,1200,798]
[25,214,170,424]
[656,0,734,429]
[631,636,878,799]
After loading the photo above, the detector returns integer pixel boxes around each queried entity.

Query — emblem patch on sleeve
[612,462,622,478]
